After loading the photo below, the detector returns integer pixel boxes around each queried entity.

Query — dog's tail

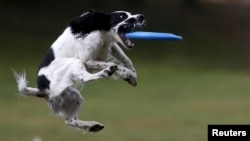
[13,70,47,98]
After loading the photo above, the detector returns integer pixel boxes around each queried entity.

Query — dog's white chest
[77,31,113,61]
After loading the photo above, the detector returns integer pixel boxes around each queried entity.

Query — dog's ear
[70,11,95,36]
[69,10,110,37]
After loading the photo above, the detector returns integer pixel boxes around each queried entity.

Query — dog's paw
[124,77,137,87]
[89,123,104,133]
[109,65,118,76]
[103,65,118,77]
[81,121,104,133]
[116,67,137,86]
[65,119,104,133]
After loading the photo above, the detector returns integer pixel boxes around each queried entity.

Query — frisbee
[126,31,182,41]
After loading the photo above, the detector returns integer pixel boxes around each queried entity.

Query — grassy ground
[1,13,250,140]
[1,2,250,140]
[1,57,250,141]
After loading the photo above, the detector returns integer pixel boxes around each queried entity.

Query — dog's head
[109,11,145,49]
[70,10,145,49]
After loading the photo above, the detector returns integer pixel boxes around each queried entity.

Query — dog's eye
[119,13,127,19]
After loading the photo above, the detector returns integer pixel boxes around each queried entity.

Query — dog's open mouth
[118,24,135,48]
[114,14,145,49]
[117,22,145,49]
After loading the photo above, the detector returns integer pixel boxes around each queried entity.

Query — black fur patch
[109,11,128,26]
[36,46,54,91]
[69,10,129,37]
[38,48,55,69]
[70,10,111,37]
[37,75,50,91]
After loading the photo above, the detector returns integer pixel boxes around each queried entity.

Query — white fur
[46,25,138,86]
[13,71,41,96]
[15,58,114,132]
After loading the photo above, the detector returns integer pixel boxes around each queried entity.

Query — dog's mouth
[116,17,144,49]
[117,24,135,48]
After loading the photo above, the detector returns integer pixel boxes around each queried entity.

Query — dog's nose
[137,14,145,22]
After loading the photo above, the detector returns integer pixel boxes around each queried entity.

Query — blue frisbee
[126,31,182,41]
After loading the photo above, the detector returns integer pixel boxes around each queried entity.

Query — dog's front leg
[85,60,117,70]
[109,43,137,86]
[86,60,137,86]
[110,43,136,71]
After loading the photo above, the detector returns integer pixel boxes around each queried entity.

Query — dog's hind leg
[65,117,104,133]
[48,87,104,133]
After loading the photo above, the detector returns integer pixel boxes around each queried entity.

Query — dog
[14,10,145,133]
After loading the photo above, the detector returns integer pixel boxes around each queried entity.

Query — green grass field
[0,24,249,140]
[1,1,250,140]
[1,56,250,141]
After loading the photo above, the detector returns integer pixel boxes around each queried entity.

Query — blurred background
[1,0,250,141]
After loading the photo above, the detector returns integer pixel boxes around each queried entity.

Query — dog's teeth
[126,40,134,47]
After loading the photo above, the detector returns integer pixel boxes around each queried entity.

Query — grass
[0,25,249,141]
[1,2,250,140]
[1,58,250,141]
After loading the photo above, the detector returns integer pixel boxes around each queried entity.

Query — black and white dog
[14,10,145,133]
